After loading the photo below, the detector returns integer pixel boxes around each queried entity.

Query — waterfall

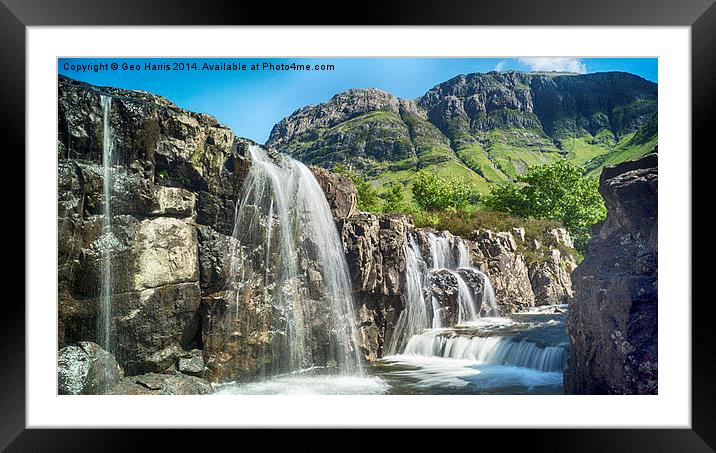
[426,232,500,322]
[388,232,502,355]
[98,94,114,357]
[388,235,433,354]
[226,145,363,377]
[403,331,566,372]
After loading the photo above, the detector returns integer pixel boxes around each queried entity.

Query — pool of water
[213,311,568,395]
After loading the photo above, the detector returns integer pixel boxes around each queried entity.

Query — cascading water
[388,235,434,354]
[380,231,566,393]
[426,232,500,322]
[402,331,566,372]
[98,94,114,358]
[387,232,501,354]
[226,145,363,378]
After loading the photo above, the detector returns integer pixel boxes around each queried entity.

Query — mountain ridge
[266,70,657,200]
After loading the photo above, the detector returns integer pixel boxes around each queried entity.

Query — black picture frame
[2,0,714,450]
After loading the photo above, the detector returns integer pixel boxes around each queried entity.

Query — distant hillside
[266,71,657,201]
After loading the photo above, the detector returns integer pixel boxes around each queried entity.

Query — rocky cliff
[58,75,251,388]
[564,153,658,394]
[267,71,657,196]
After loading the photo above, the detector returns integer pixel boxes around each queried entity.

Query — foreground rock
[565,153,658,394]
[109,372,213,395]
[58,342,124,395]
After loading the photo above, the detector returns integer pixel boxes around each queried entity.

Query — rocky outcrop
[471,229,535,312]
[565,153,657,394]
[310,166,358,219]
[58,75,251,381]
[58,342,124,395]
[337,213,410,360]
[526,228,577,306]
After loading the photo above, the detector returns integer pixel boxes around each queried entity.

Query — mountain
[266,71,657,200]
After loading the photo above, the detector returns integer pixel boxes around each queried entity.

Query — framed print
[3,0,715,450]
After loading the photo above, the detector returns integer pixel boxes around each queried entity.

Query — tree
[382,182,408,213]
[485,160,606,251]
[412,170,478,211]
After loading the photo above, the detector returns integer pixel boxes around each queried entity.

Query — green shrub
[412,170,479,211]
[484,160,605,252]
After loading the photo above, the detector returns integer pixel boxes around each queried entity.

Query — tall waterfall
[98,94,114,356]
[226,145,363,377]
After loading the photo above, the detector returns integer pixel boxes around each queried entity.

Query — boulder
[178,349,206,377]
[109,372,213,395]
[565,154,658,394]
[58,341,124,395]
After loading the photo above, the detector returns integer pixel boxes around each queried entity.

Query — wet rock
[58,341,124,395]
[337,213,410,360]
[197,225,236,293]
[565,154,657,394]
[109,372,213,395]
[200,291,277,383]
[427,269,460,325]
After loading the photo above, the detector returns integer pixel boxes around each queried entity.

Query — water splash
[226,145,363,377]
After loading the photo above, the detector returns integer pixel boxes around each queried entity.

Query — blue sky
[59,57,657,143]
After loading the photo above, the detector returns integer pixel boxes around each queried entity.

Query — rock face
[471,230,535,312]
[565,153,657,394]
[58,342,124,395]
[57,75,251,378]
[337,213,410,360]
[310,166,358,219]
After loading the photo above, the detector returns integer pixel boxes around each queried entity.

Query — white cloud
[494,60,508,71]
[517,58,587,74]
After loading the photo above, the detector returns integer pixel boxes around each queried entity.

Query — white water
[98,95,113,357]
[226,145,363,377]
[214,373,388,395]
[398,330,566,372]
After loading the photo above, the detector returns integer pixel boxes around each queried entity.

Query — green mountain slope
[266,71,657,203]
